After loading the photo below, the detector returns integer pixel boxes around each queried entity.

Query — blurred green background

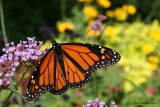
[0,0,160,107]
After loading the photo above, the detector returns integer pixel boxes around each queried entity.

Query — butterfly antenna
[52,26,56,38]
[51,26,57,45]
[51,39,56,44]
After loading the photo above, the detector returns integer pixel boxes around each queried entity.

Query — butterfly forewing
[25,49,55,101]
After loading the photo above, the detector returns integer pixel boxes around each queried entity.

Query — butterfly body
[51,40,67,78]
[25,39,121,101]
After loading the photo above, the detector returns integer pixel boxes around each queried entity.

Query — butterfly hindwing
[63,55,91,88]
[49,59,68,95]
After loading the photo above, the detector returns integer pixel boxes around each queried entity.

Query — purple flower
[84,98,117,107]
[0,79,2,85]
[89,20,102,33]
[38,26,53,37]
[0,37,46,89]
[98,15,107,21]
[110,100,117,107]
[84,98,106,107]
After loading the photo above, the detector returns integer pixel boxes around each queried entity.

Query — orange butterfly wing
[26,49,55,101]
[49,58,68,95]
[50,43,120,91]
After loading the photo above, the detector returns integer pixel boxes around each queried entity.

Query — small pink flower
[74,91,84,98]
[147,87,155,95]
[98,15,107,21]
[109,86,115,93]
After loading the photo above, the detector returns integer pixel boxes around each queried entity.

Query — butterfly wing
[25,49,55,101]
[62,52,92,89]
[49,58,68,95]
[50,43,120,92]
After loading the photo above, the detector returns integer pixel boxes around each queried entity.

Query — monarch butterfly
[25,39,121,101]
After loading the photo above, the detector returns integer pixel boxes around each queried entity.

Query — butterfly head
[51,39,58,48]
[51,39,62,54]
[51,39,57,45]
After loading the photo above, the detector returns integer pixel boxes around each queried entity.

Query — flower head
[89,20,102,32]
[114,7,127,21]
[106,10,115,18]
[121,4,137,15]
[86,20,102,37]
[84,98,117,107]
[149,28,160,42]
[127,4,137,15]
[38,26,53,37]
[0,37,46,89]
[104,25,116,37]
[106,4,136,21]
[147,87,155,95]
[96,0,111,8]
[57,21,74,33]
[74,90,84,98]
[148,56,159,63]
[110,100,117,107]
[83,6,98,19]
[85,98,105,107]
[141,44,154,55]
[98,15,107,21]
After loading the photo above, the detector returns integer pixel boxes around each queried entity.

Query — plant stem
[60,0,66,20]
[98,23,107,40]
[7,88,33,107]
[2,67,29,107]
[93,72,98,97]
[15,67,29,88]
[143,0,160,22]
[0,0,8,44]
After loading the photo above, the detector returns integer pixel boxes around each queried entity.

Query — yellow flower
[149,28,160,42]
[122,4,137,15]
[40,40,52,51]
[149,63,158,71]
[114,8,127,21]
[78,0,92,3]
[105,10,115,18]
[103,25,116,37]
[148,56,159,63]
[83,6,98,19]
[96,0,111,8]
[123,81,133,93]
[57,21,74,33]
[141,44,154,55]
[122,4,128,12]
[127,4,137,15]
[86,30,100,37]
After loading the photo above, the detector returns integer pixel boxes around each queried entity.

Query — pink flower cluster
[84,98,117,107]
[0,37,46,89]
